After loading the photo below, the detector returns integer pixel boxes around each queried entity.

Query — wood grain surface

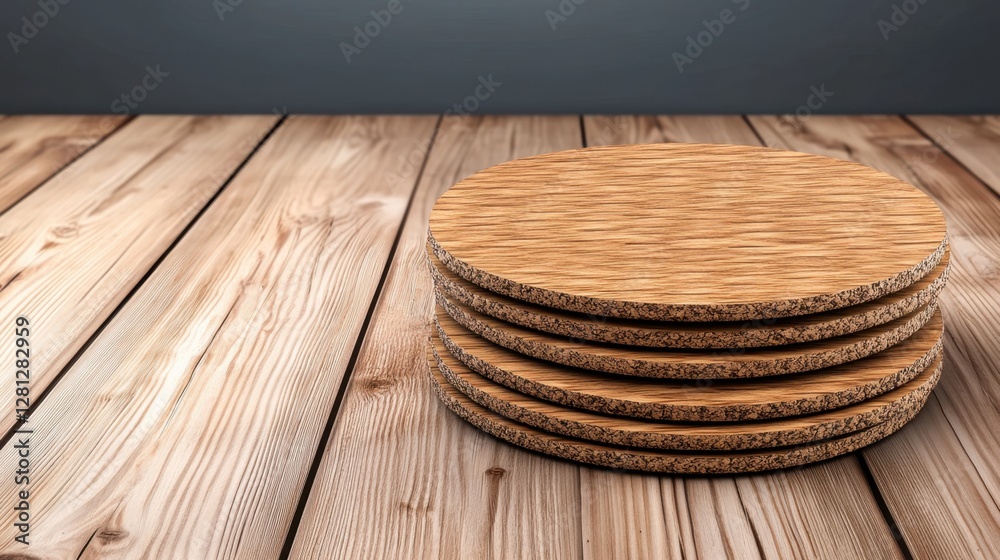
[435,307,943,422]
[0,116,437,559]
[0,115,278,436]
[0,115,127,213]
[428,142,948,322]
[750,114,1000,559]
[432,329,943,451]
[427,352,934,475]
[430,247,950,348]
[437,291,939,379]
[4,114,997,559]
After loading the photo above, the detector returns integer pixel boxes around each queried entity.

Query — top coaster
[428,143,948,322]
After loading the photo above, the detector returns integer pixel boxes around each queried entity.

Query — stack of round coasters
[425,143,949,474]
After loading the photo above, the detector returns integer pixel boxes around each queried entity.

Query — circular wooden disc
[437,292,938,379]
[434,308,943,422]
[431,333,942,451]
[428,143,948,322]
[427,355,932,474]
[429,249,951,349]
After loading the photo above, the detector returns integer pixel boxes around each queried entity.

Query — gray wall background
[1,0,997,114]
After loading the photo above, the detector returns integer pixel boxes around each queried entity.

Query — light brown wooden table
[0,114,997,559]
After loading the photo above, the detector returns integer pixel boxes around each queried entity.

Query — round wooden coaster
[434,308,943,422]
[437,292,938,379]
[427,354,932,474]
[429,248,951,349]
[431,333,942,451]
[428,143,948,322]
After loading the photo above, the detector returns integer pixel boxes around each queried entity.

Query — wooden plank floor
[0,115,997,559]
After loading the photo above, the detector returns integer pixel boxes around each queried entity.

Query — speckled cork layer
[430,332,942,451]
[436,292,938,379]
[435,309,944,422]
[427,144,949,323]
[428,249,951,349]
[427,351,933,474]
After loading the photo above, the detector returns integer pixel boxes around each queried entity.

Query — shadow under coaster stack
[425,143,950,475]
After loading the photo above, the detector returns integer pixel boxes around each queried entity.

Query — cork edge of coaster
[427,231,948,323]
[430,336,942,451]
[436,292,939,379]
[434,314,945,422]
[427,350,932,474]
[428,248,952,349]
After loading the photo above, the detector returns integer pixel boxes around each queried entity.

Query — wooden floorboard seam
[856,452,914,560]
[927,390,1000,515]
[75,528,99,560]
[733,484,766,560]
[0,115,287,451]
[902,115,1000,203]
[0,115,133,220]
[740,114,768,146]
